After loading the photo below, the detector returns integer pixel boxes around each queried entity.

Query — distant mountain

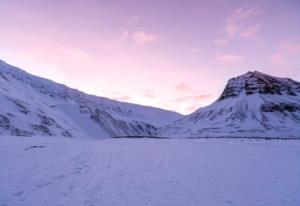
[0,60,182,138]
[159,71,300,138]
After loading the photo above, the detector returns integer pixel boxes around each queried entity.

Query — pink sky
[0,0,299,114]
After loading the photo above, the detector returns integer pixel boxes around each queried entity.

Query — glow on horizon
[0,0,299,114]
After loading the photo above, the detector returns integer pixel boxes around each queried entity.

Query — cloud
[216,53,243,64]
[118,16,157,46]
[228,6,263,22]
[113,95,131,102]
[119,30,158,46]
[214,5,263,48]
[132,31,158,45]
[143,90,156,98]
[271,54,285,65]
[240,24,261,38]
[214,38,228,47]
[193,95,212,100]
[280,40,300,53]
[172,94,214,114]
[174,83,192,91]
[119,16,139,41]
[191,48,201,53]
[119,29,130,41]
[58,47,94,62]
[223,5,264,39]
[175,94,212,102]
[185,106,198,113]
[125,16,140,27]
[224,22,240,38]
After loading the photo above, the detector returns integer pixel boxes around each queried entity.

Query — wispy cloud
[214,38,228,47]
[240,24,261,38]
[185,106,198,113]
[119,29,158,45]
[216,53,243,64]
[224,6,263,38]
[118,16,157,46]
[215,4,264,46]
[119,29,130,41]
[172,94,214,114]
[113,95,131,102]
[58,47,94,62]
[191,48,201,53]
[125,16,140,27]
[132,31,158,45]
[280,40,300,53]
[175,94,212,102]
[271,54,285,65]
[142,90,156,98]
[174,83,192,92]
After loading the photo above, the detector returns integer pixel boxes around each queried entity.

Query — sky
[0,0,299,114]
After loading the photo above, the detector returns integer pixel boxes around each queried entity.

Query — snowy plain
[0,136,300,206]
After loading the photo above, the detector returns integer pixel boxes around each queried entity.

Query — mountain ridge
[1,59,300,139]
[0,60,182,138]
[0,59,181,113]
[159,71,300,138]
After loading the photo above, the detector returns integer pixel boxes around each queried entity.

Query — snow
[1,136,300,206]
[1,59,300,205]
[0,60,182,139]
[2,60,300,139]
[160,71,300,138]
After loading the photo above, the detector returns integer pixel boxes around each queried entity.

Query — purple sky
[0,0,299,114]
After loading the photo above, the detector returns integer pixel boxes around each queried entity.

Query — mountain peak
[241,70,275,78]
[160,70,300,139]
[218,71,300,101]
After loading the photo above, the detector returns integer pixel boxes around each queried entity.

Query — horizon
[2,58,299,116]
[1,0,299,114]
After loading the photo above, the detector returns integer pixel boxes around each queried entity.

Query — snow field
[1,136,300,206]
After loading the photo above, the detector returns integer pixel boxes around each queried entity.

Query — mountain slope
[159,71,300,138]
[0,60,182,138]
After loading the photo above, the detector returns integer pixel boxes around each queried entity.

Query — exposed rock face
[160,71,300,138]
[261,102,300,113]
[218,71,300,100]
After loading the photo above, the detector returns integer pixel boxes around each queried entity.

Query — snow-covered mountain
[0,60,182,138]
[159,71,300,138]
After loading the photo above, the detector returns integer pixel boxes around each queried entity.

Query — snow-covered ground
[1,136,300,206]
